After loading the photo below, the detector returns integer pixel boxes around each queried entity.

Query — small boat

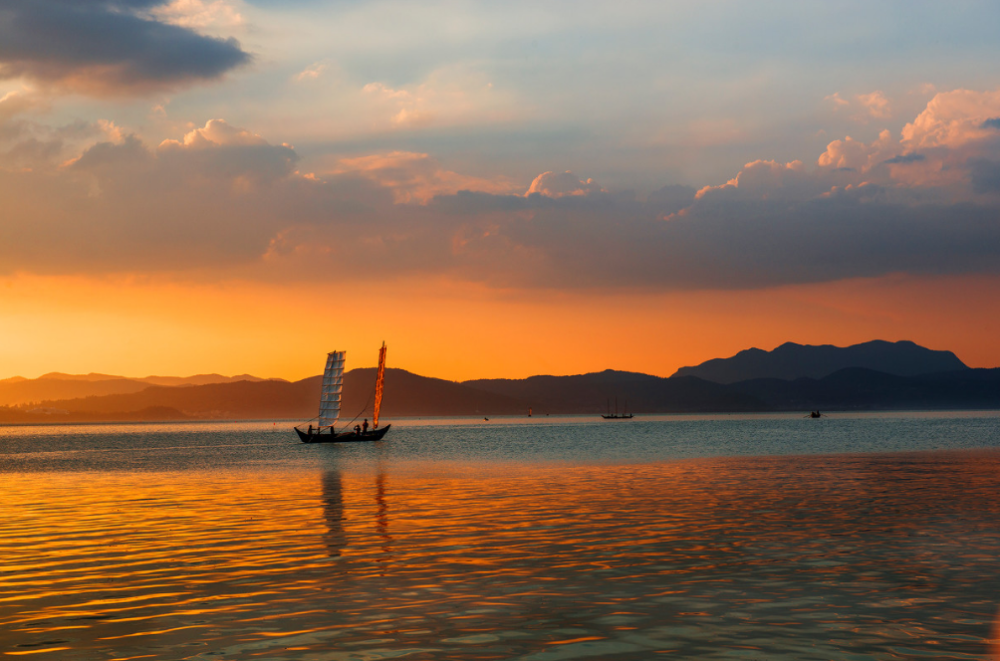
[601,397,634,420]
[295,343,391,443]
[809,410,822,418]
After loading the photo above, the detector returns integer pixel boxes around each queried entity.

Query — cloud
[0,90,44,122]
[294,61,329,83]
[0,1,250,95]
[333,151,519,203]
[0,119,376,274]
[825,92,850,109]
[355,65,515,131]
[0,93,120,170]
[694,159,824,203]
[6,88,1000,292]
[857,91,891,119]
[147,0,244,31]
[883,153,926,164]
[983,118,1000,130]
[526,171,604,198]
[902,88,1000,149]
[421,186,1000,290]
[647,184,697,215]
[818,130,896,171]
[825,90,892,121]
[362,82,433,128]
[159,118,269,148]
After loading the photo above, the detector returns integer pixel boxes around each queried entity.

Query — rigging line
[342,389,375,428]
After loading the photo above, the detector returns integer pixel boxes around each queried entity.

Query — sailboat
[601,396,634,419]
[294,343,391,443]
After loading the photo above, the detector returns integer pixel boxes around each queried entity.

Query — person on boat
[354,424,361,435]
[308,424,313,435]
[362,419,369,434]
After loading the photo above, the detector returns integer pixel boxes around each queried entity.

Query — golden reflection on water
[4,452,1000,659]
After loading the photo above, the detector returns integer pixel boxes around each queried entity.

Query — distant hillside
[30,371,274,385]
[25,379,315,420]
[671,340,968,384]
[0,373,278,406]
[18,368,525,421]
[34,372,125,382]
[139,374,276,387]
[464,369,766,414]
[0,377,151,407]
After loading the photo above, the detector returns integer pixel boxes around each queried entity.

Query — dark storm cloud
[981,118,1000,130]
[0,1,250,94]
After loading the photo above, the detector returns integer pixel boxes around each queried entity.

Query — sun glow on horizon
[1,272,997,383]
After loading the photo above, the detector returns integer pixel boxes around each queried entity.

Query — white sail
[318,351,346,427]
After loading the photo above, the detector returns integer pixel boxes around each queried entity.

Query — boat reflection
[319,464,393,565]
[375,468,393,567]
[320,469,347,558]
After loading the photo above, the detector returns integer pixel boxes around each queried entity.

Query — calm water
[3,412,1000,660]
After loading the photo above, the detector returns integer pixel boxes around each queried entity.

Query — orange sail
[373,342,387,428]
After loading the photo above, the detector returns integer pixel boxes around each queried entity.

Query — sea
[3,411,1000,660]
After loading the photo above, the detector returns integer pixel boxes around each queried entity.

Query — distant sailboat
[601,396,634,420]
[295,343,391,443]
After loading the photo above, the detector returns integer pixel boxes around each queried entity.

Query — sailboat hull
[296,424,391,444]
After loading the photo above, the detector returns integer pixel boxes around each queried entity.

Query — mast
[319,351,346,428]
[373,342,387,429]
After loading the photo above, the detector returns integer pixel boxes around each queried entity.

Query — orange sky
[2,272,997,382]
[4,4,1000,386]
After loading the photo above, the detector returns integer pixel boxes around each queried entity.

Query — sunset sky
[2,0,1000,381]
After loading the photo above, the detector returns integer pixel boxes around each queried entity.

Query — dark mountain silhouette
[671,340,968,384]
[2,348,998,424]
[464,369,766,413]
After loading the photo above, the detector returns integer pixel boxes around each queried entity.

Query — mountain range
[1,340,996,422]
[670,340,968,383]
